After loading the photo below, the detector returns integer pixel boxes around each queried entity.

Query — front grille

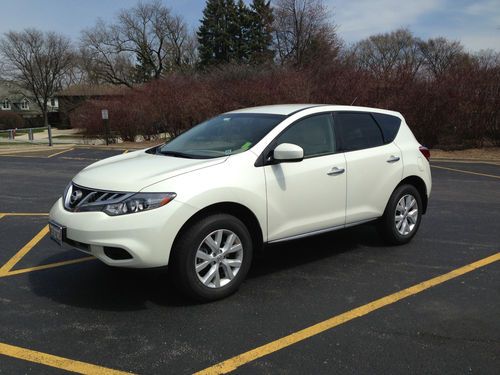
[64,183,132,212]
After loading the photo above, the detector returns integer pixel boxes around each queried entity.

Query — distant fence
[0,126,50,144]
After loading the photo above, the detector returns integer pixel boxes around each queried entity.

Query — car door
[264,113,347,242]
[334,111,403,224]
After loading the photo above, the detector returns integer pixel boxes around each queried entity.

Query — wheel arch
[396,175,428,214]
[170,202,264,262]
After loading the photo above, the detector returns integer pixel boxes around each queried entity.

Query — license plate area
[49,221,65,246]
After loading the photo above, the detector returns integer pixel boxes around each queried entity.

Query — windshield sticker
[224,149,232,155]
[241,141,252,151]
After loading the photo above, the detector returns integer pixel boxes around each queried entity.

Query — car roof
[227,104,324,115]
[226,104,402,118]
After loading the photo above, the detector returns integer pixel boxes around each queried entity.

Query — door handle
[327,167,345,176]
[387,155,400,163]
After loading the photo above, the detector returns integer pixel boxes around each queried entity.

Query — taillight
[419,146,430,161]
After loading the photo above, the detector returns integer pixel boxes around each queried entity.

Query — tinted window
[372,113,401,143]
[276,114,335,157]
[336,112,383,151]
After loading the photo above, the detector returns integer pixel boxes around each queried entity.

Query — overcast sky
[0,0,498,52]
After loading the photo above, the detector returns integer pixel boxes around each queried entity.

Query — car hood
[73,150,228,192]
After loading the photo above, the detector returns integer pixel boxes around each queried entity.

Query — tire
[169,214,253,302]
[378,184,423,245]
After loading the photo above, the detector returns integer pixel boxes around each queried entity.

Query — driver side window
[276,113,336,158]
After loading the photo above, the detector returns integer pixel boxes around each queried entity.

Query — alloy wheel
[394,194,419,236]
[195,229,244,288]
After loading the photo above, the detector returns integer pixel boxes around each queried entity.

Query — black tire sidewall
[171,214,253,302]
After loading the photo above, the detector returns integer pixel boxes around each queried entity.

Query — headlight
[103,192,177,216]
[63,183,176,215]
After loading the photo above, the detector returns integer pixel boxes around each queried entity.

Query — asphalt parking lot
[0,147,499,374]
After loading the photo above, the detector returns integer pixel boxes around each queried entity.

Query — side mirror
[273,143,304,163]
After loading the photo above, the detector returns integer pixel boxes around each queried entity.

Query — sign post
[101,109,110,146]
[47,124,53,146]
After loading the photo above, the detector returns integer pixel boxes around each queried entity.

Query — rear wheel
[379,184,423,245]
[169,214,253,302]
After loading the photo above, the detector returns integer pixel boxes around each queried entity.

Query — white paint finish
[344,143,403,223]
[142,151,269,244]
[394,119,432,196]
[74,150,228,192]
[49,104,431,268]
[265,153,346,241]
[273,143,304,161]
[227,104,323,115]
[49,198,197,267]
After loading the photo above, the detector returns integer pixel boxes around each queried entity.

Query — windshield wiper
[157,150,196,158]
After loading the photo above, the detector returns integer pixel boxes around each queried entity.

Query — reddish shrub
[0,112,24,130]
[71,59,499,148]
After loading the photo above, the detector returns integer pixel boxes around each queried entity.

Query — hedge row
[71,61,499,149]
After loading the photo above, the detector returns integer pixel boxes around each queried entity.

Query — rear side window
[372,113,401,143]
[335,112,383,151]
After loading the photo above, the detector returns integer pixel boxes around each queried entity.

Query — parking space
[0,148,499,374]
[0,146,126,161]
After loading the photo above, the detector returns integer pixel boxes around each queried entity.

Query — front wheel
[379,184,423,245]
[169,214,253,302]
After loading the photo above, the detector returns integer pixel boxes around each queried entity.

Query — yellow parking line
[431,165,500,179]
[195,252,500,375]
[2,257,95,277]
[0,342,132,374]
[0,212,49,216]
[47,147,74,158]
[0,225,49,276]
[0,214,5,220]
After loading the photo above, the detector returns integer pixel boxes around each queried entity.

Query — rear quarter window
[372,113,401,143]
[335,112,384,151]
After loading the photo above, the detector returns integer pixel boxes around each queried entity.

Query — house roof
[0,81,32,101]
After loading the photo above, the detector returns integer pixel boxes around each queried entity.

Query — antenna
[350,97,358,106]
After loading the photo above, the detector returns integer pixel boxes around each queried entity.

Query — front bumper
[49,198,196,268]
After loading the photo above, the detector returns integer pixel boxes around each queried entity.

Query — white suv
[49,104,431,301]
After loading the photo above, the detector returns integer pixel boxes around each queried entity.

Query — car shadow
[28,224,385,310]
[250,224,385,277]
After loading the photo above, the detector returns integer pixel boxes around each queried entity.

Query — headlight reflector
[103,193,177,216]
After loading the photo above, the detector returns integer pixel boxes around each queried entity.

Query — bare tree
[0,28,74,143]
[473,49,500,70]
[273,0,340,67]
[419,37,465,78]
[80,21,136,87]
[81,0,192,86]
[62,49,103,86]
[180,32,200,70]
[0,59,6,79]
[353,28,424,80]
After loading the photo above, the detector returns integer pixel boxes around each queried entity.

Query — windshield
[157,113,285,159]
